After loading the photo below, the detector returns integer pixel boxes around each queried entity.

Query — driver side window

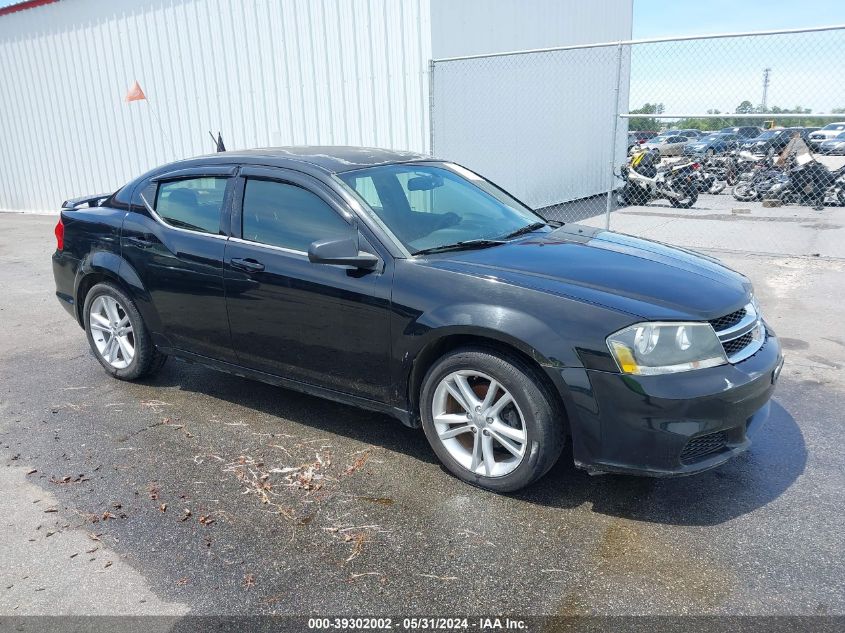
[241,179,351,252]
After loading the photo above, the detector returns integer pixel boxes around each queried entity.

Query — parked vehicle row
[634,125,845,160]
[638,126,763,157]
[808,122,845,151]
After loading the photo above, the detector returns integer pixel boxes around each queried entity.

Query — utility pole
[762,68,771,110]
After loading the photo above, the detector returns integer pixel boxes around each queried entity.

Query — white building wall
[0,0,632,213]
[0,0,432,211]
[429,0,633,209]
[430,0,633,59]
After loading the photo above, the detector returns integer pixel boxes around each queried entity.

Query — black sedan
[740,127,805,156]
[52,147,783,491]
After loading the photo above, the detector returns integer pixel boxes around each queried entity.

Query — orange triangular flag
[124,80,146,102]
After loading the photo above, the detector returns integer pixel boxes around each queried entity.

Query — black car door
[223,167,392,402]
[121,166,237,363]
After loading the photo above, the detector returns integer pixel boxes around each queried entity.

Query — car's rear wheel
[83,282,166,380]
[419,347,564,492]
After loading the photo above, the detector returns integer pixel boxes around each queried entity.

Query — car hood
[423,225,751,321]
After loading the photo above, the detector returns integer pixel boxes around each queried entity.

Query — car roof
[153,146,431,175]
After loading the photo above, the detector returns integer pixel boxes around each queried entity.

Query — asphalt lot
[1,212,843,618]
[582,190,845,259]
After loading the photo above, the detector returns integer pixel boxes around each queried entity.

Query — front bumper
[547,331,783,476]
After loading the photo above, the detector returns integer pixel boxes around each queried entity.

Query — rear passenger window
[155,177,228,234]
[241,179,350,252]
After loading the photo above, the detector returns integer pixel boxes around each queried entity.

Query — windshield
[822,123,845,131]
[338,163,545,254]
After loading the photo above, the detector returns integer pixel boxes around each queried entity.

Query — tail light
[54,218,64,251]
[692,163,701,170]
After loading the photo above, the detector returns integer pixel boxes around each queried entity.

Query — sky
[629,0,845,115]
[633,0,845,38]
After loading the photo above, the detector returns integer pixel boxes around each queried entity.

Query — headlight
[607,322,727,375]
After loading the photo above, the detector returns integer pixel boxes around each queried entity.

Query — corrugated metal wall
[0,0,431,211]
[429,0,633,209]
[430,0,633,58]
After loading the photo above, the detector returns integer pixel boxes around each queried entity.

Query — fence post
[604,42,624,230]
[428,59,436,156]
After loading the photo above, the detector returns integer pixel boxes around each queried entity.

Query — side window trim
[147,175,235,238]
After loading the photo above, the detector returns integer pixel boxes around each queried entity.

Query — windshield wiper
[413,239,506,256]
[499,221,547,240]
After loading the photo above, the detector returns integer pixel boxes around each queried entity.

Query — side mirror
[308,236,379,269]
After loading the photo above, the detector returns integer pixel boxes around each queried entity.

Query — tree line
[627,101,845,132]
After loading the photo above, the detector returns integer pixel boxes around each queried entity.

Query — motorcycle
[731,157,786,202]
[694,159,727,194]
[768,161,845,207]
[618,150,699,208]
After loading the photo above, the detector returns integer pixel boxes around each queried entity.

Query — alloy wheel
[431,370,527,477]
[89,295,135,369]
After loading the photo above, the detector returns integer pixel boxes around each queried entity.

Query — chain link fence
[431,25,845,257]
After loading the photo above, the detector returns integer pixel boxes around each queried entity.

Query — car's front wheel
[419,347,564,492]
[83,282,166,380]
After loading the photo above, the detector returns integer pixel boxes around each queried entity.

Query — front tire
[83,282,167,380]
[419,347,564,492]
[732,182,756,202]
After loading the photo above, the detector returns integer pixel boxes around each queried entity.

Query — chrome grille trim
[713,302,758,341]
[711,301,766,363]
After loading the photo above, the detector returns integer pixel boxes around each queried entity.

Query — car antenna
[208,130,226,152]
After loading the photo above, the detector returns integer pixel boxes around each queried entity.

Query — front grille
[709,302,765,363]
[722,330,755,356]
[680,431,728,464]
[709,308,746,332]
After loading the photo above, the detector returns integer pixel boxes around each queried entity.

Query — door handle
[126,236,155,248]
[230,257,265,273]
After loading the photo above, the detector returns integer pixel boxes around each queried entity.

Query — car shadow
[145,360,805,527]
[514,400,806,526]
[142,358,440,465]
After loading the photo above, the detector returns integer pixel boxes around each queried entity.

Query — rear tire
[83,282,167,381]
[419,347,564,492]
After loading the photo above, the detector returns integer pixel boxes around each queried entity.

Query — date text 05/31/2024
[307,617,528,630]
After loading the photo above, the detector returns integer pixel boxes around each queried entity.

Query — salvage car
[52,147,783,492]
[640,134,690,156]
[819,132,845,155]
[808,122,845,150]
